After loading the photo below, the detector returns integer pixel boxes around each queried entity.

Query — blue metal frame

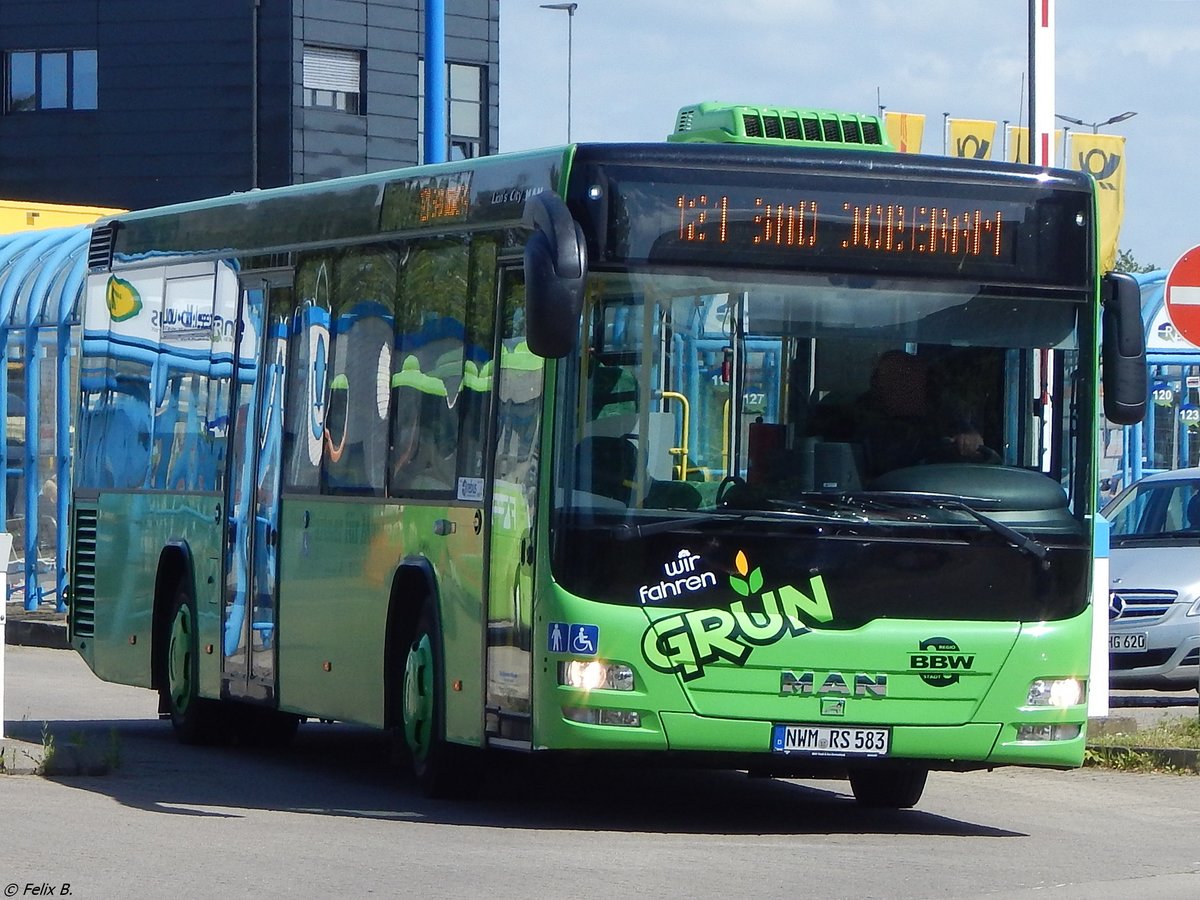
[0,225,88,611]
[1108,270,1200,490]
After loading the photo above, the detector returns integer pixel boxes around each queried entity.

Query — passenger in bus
[857,350,994,478]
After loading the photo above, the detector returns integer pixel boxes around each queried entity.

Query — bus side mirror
[523,192,587,359]
[1101,271,1147,425]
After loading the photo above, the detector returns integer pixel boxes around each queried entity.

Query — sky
[499,0,1200,271]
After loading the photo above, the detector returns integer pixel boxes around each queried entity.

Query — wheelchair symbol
[570,624,598,655]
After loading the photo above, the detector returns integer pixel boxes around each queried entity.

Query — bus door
[222,276,293,703]
[485,269,543,744]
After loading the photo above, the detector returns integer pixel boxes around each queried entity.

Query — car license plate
[1109,632,1147,651]
[771,724,890,757]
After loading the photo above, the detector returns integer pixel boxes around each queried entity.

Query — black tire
[848,767,928,809]
[160,580,224,745]
[400,601,473,797]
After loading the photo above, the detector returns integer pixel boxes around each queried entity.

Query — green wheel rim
[403,633,435,760]
[167,602,194,715]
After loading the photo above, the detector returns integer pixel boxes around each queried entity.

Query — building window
[303,46,363,115]
[5,49,97,112]
[419,62,488,163]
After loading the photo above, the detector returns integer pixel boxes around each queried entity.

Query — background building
[0,0,499,211]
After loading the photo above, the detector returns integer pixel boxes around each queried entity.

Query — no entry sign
[1165,245,1200,347]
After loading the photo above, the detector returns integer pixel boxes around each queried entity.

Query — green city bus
[68,102,1146,808]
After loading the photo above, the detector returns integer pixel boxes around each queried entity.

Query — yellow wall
[0,199,123,233]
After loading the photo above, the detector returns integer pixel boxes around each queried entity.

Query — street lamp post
[540,3,578,142]
[1055,110,1137,133]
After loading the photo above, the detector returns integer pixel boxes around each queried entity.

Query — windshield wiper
[841,490,1051,568]
[612,505,849,541]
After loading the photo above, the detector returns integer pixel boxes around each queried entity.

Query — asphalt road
[2,645,1199,900]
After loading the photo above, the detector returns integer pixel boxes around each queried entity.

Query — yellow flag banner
[1069,132,1126,272]
[884,111,925,153]
[947,119,996,160]
[1006,126,1028,163]
[1005,126,1064,165]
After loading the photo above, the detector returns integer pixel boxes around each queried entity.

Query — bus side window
[284,254,334,492]
[457,237,498,482]
[389,239,468,496]
[320,248,397,497]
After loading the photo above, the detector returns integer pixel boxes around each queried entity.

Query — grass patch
[1085,716,1200,774]
[1088,716,1200,751]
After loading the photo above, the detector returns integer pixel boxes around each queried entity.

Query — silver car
[1103,468,1200,692]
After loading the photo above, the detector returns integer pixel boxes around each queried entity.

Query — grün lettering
[683,608,752,668]
[641,620,700,679]
[730,598,786,644]
[774,575,834,629]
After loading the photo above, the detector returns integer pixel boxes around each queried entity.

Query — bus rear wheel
[161,583,223,745]
[848,767,928,809]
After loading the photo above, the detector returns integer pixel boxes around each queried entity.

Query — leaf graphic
[748,567,763,593]
[730,576,750,596]
[106,276,143,322]
[735,550,749,576]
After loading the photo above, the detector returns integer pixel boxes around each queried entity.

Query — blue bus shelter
[1102,269,1200,499]
[0,225,88,611]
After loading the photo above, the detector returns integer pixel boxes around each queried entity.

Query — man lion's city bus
[69,102,1146,808]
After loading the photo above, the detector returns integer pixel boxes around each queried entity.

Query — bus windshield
[551,267,1092,622]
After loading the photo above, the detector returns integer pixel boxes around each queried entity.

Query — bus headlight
[1026,677,1084,707]
[563,707,642,727]
[1016,723,1082,742]
[558,660,635,692]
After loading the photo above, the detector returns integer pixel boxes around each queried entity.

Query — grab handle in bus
[656,390,691,479]
[1101,272,1147,426]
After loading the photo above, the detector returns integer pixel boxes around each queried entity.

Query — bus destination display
[603,175,1090,286]
[676,193,1006,259]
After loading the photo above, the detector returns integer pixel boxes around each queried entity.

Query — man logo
[910,636,974,687]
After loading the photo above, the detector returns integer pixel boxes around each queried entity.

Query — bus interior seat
[574,434,702,510]
[576,435,638,505]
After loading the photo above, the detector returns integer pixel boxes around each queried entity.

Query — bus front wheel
[848,767,928,809]
[161,582,222,745]
[402,604,457,797]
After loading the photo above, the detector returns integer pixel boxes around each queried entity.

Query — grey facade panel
[301,20,367,47]
[302,0,368,27]
[366,48,414,76]
[366,6,418,32]
[365,70,412,97]
[367,109,412,139]
[446,13,489,42]
[445,36,490,61]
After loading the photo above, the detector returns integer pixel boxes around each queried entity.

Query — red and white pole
[1028,0,1056,167]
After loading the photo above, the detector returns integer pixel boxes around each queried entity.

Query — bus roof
[93,141,1093,268]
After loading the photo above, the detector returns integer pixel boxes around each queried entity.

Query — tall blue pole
[424,0,446,164]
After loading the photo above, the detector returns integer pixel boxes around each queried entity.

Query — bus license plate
[1109,632,1147,651]
[771,724,890,757]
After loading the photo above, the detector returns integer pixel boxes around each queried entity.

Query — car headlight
[1187,598,1200,617]
[1026,677,1084,707]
